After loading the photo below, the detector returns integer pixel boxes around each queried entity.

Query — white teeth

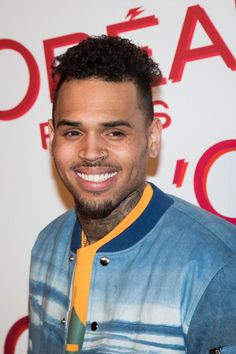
[77,172,117,182]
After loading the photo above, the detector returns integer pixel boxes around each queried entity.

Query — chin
[74,198,115,219]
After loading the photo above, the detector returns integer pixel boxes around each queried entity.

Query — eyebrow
[56,120,81,128]
[102,120,132,129]
[56,119,132,129]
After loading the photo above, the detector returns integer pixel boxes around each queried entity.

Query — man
[28,35,236,354]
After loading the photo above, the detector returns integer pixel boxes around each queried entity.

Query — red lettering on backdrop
[43,33,88,102]
[107,8,167,85]
[4,316,29,354]
[173,159,189,188]
[169,5,236,82]
[107,8,159,36]
[194,140,236,225]
[40,122,49,149]
[0,39,40,121]
[153,100,171,128]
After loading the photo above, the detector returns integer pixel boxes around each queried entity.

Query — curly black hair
[52,35,162,122]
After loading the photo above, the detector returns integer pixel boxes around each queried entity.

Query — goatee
[75,197,115,219]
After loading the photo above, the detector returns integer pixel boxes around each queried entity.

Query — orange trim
[66,343,79,351]
[72,248,97,325]
[72,183,153,325]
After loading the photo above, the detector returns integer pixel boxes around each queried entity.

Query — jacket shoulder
[32,209,77,255]
[168,194,236,253]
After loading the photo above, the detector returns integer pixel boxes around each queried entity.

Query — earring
[153,151,158,158]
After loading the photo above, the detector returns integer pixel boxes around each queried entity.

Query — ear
[147,118,162,158]
[48,119,55,149]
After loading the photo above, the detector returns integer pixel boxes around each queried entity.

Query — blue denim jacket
[28,184,236,353]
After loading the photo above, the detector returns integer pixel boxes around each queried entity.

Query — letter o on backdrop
[4,316,29,354]
[194,139,236,225]
[0,39,40,121]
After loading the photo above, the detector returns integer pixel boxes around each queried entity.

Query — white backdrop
[1,0,236,352]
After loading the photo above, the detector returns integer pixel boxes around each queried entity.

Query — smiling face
[49,78,161,218]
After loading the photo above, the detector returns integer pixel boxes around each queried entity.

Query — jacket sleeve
[186,256,236,354]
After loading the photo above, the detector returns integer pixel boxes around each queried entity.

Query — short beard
[74,196,115,219]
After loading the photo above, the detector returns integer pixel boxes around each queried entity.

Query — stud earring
[153,151,158,158]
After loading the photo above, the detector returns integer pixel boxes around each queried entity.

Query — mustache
[71,162,121,169]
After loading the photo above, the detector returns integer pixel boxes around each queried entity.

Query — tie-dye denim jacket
[28,184,236,354]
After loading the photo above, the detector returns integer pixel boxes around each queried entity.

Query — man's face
[49,78,161,218]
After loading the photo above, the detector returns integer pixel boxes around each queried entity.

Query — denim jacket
[29,184,236,353]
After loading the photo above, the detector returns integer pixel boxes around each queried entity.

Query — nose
[78,133,108,162]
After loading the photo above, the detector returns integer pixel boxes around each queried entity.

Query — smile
[77,172,118,182]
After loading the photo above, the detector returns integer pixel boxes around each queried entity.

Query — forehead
[53,78,142,122]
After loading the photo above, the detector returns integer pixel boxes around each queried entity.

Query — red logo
[4,316,29,354]
[0,40,40,121]
[194,140,236,224]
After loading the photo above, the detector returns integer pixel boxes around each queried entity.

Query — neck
[77,187,145,244]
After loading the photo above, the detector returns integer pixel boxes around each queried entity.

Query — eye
[64,130,82,137]
[107,131,125,138]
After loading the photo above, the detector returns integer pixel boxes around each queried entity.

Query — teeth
[77,172,117,182]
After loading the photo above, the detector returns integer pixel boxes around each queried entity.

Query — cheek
[111,140,148,171]
[110,145,136,165]
[53,141,76,165]
[115,135,147,155]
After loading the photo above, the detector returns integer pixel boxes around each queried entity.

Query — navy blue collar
[70,183,174,253]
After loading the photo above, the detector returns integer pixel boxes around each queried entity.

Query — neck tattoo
[78,187,145,245]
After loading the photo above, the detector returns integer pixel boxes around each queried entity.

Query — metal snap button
[69,254,75,262]
[91,321,98,331]
[100,256,109,266]
[61,318,66,325]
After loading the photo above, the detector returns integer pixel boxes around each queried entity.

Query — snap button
[69,254,75,262]
[91,321,98,331]
[61,318,66,325]
[100,256,109,266]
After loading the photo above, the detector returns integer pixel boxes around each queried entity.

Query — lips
[72,166,120,192]
[76,172,117,183]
